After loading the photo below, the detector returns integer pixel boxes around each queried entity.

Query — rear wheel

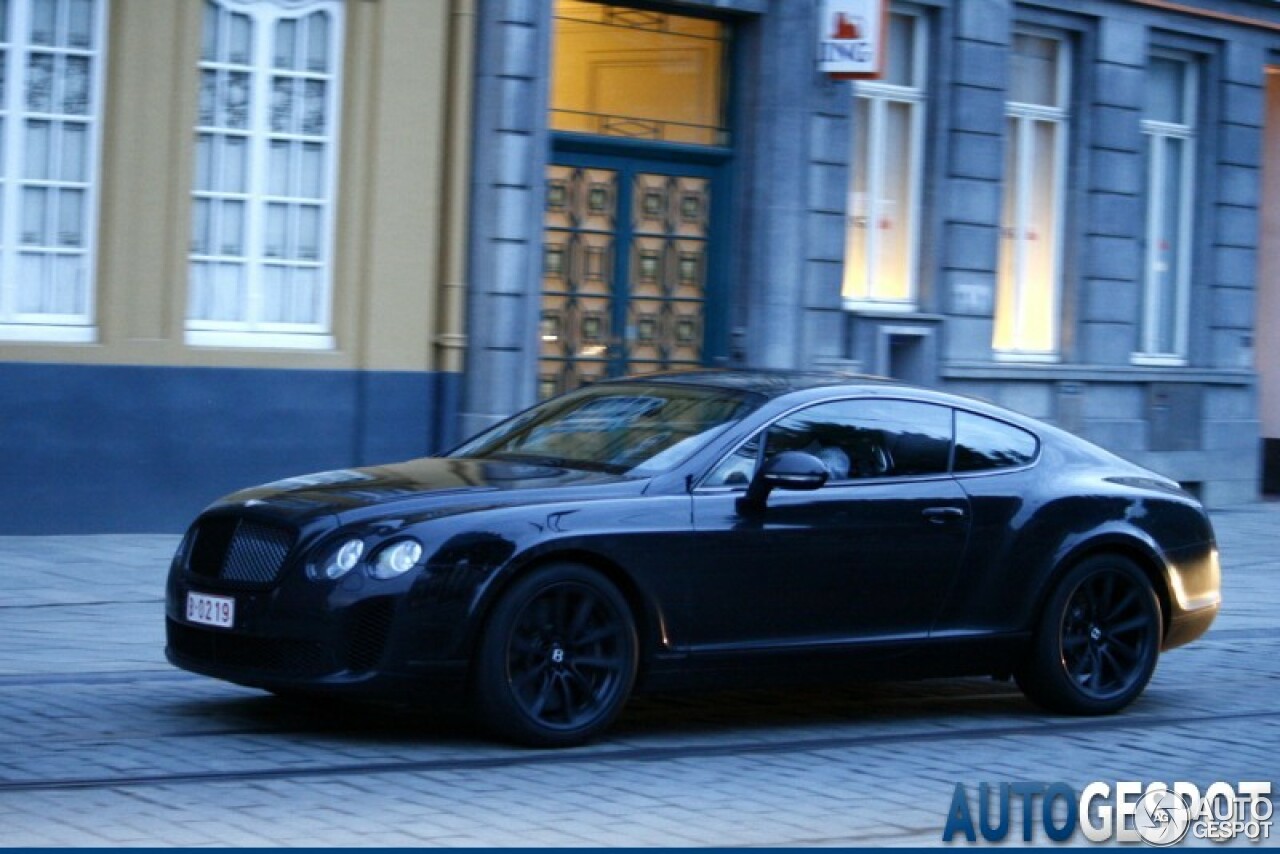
[1017,554,1162,715]
[474,563,637,746]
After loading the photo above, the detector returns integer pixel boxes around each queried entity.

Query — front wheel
[1017,555,1162,715]
[474,563,638,746]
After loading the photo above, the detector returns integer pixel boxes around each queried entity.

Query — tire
[1016,554,1162,715]
[474,563,638,747]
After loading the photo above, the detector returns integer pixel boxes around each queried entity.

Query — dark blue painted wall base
[1,363,462,534]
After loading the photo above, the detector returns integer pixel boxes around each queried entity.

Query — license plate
[186,591,235,629]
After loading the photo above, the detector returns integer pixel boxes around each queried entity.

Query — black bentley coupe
[166,371,1221,746]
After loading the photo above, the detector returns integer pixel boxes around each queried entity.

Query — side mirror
[739,451,829,511]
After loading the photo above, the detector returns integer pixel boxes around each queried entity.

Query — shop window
[994,31,1069,359]
[187,0,343,349]
[550,0,727,146]
[1135,53,1197,364]
[0,0,106,342]
[842,8,927,310]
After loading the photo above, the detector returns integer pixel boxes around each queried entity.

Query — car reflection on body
[165,371,1221,746]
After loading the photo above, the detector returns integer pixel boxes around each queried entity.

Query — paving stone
[0,507,1276,844]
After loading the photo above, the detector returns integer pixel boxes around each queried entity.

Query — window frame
[1133,50,1198,366]
[950,408,1041,476]
[994,27,1071,362]
[0,0,108,343]
[841,5,928,312]
[185,0,344,351]
[694,396,958,491]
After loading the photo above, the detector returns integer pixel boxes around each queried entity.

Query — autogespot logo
[942,781,1273,845]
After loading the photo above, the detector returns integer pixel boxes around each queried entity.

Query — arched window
[187,0,343,349]
[0,0,107,342]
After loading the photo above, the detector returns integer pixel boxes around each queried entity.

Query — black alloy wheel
[475,563,637,746]
[1017,554,1162,715]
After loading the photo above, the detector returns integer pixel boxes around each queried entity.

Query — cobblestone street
[0,504,1276,846]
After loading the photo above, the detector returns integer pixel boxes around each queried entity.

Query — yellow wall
[0,0,471,373]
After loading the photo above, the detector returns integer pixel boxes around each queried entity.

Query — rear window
[953,411,1039,472]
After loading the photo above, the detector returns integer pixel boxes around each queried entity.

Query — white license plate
[186,591,235,629]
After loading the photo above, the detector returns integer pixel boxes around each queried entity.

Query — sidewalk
[0,503,1275,846]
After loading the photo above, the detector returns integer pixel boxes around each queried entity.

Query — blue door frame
[547,133,733,378]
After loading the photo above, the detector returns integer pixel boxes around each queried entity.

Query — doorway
[538,152,723,398]
[539,1,732,399]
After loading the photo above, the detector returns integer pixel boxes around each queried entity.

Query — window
[953,410,1038,472]
[188,0,342,349]
[0,0,105,342]
[842,8,926,309]
[705,398,952,486]
[450,383,759,475]
[1137,54,1197,362]
[994,31,1069,358]
[550,0,727,146]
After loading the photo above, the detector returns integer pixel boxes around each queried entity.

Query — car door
[683,398,971,651]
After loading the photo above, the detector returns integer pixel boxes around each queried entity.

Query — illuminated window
[0,0,106,343]
[994,31,1069,358]
[1137,54,1196,362]
[550,0,727,146]
[187,0,343,349]
[842,8,926,309]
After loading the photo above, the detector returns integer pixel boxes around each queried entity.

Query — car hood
[211,457,645,523]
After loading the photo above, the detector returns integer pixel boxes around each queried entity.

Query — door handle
[922,506,965,524]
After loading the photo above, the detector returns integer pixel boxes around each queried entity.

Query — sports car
[165,371,1221,745]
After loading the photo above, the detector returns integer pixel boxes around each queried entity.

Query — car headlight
[371,539,423,579]
[315,538,364,580]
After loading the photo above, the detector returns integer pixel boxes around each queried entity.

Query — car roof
[602,369,904,398]
[600,369,1053,434]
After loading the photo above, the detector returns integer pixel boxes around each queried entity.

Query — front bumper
[164,513,474,700]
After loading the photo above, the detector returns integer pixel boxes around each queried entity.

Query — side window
[953,411,1039,472]
[704,399,951,486]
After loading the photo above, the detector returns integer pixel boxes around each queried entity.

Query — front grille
[347,598,396,672]
[167,618,336,676]
[187,517,295,585]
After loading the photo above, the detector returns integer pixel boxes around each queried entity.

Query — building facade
[465,0,1280,509]
[3,0,1279,532]
[0,0,474,532]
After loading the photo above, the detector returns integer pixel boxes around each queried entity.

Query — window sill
[992,351,1061,364]
[185,330,335,351]
[1130,353,1188,367]
[843,299,919,315]
[0,324,97,344]
[941,360,1253,385]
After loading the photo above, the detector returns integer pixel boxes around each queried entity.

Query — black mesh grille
[347,598,396,672]
[188,517,237,579]
[167,618,336,676]
[222,521,294,583]
[186,517,295,585]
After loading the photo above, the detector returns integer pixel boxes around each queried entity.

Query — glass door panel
[539,160,715,398]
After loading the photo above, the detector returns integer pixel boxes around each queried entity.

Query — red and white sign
[818,0,887,79]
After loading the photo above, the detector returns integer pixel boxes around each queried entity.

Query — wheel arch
[1032,534,1173,641]
[465,548,667,682]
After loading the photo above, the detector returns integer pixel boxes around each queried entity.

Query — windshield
[449,383,762,475]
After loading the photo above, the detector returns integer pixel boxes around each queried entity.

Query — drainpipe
[435,0,474,375]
